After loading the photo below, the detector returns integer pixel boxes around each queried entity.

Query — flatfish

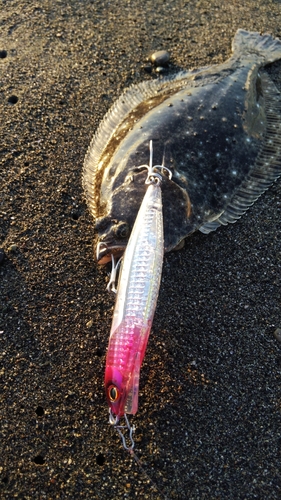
[83,30,281,264]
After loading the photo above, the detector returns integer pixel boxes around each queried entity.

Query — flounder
[83,30,281,264]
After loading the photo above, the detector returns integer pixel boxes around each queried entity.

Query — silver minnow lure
[104,142,171,449]
[104,144,169,416]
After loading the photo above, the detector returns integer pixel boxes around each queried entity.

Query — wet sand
[1,1,281,498]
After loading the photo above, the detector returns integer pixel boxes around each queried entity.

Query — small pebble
[142,64,152,74]
[150,50,170,66]
[155,66,167,74]
[86,319,93,329]
[0,248,4,264]
[8,244,18,252]
[274,328,281,342]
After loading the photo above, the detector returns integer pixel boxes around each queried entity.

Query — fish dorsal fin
[83,79,160,217]
[83,69,203,218]
[200,71,281,235]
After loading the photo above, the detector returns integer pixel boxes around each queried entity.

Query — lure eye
[115,222,129,239]
[108,384,120,402]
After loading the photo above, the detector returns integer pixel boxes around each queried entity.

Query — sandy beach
[1,1,281,498]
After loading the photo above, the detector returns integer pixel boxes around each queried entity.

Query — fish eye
[115,222,129,239]
[108,384,120,402]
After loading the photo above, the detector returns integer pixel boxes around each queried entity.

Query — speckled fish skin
[83,30,281,264]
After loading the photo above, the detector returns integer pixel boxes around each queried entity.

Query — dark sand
[1,1,281,499]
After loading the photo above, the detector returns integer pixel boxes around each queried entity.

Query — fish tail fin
[232,29,281,63]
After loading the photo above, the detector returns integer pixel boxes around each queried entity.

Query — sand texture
[1,1,281,498]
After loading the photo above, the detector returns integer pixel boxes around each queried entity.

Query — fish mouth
[96,241,127,264]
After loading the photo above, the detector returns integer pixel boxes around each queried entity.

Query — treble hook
[137,140,173,185]
[109,409,135,451]
[106,254,122,293]
[96,241,108,261]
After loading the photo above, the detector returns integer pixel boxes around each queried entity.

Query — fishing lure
[104,141,171,449]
